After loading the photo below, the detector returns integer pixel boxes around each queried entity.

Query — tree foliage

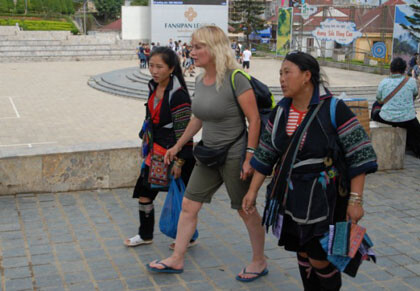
[131,0,148,5]
[29,0,44,12]
[94,0,124,22]
[15,0,26,13]
[0,0,9,13]
[400,0,420,42]
[229,0,266,46]
[7,0,14,12]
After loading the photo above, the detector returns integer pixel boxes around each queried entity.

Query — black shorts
[242,61,250,69]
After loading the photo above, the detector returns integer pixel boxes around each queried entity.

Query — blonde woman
[147,26,268,282]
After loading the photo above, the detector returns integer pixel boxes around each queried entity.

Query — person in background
[242,47,252,72]
[243,51,377,290]
[147,25,268,282]
[408,52,418,76]
[373,57,420,157]
[124,47,197,249]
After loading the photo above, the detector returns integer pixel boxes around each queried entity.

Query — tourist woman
[242,51,378,290]
[373,57,420,157]
[124,47,196,248]
[147,25,268,282]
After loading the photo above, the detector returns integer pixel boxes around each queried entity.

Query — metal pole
[84,0,87,35]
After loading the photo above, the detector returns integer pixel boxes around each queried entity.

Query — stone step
[0,54,137,62]
[88,77,148,99]
[0,44,118,51]
[0,49,135,57]
[0,40,63,46]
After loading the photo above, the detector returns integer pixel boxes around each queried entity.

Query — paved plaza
[0,58,387,158]
[0,58,420,290]
[0,155,419,291]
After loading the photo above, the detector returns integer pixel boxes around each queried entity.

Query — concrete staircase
[0,27,139,62]
[88,67,381,104]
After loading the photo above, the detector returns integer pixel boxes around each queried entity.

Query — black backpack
[230,69,276,131]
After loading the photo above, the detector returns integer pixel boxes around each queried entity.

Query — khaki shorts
[184,157,250,209]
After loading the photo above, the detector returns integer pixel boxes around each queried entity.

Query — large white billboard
[151,0,228,45]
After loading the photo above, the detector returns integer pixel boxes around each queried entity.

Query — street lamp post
[84,0,87,35]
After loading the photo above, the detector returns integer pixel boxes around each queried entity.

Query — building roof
[98,19,121,31]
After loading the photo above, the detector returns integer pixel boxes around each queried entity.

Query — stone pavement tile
[186,281,216,290]
[108,246,133,258]
[405,264,420,276]
[403,276,420,289]
[386,266,417,278]
[2,247,26,259]
[82,248,107,260]
[31,254,55,265]
[364,269,394,281]
[91,267,119,281]
[60,260,87,274]
[96,279,125,291]
[74,231,97,242]
[32,263,59,277]
[375,256,399,268]
[151,271,182,286]
[111,254,139,268]
[177,269,205,283]
[56,250,82,263]
[28,244,52,256]
[102,238,124,248]
[0,231,24,241]
[357,283,388,291]
[377,279,414,290]
[0,238,25,250]
[64,271,91,285]
[77,238,100,250]
[3,266,31,279]
[125,276,154,290]
[389,254,418,266]
[118,265,146,278]
[87,259,114,271]
[34,274,64,289]
[4,277,33,291]
[374,245,401,256]
[68,282,96,291]
[2,257,29,268]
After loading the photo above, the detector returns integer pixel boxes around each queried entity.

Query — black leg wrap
[313,263,342,291]
[297,254,321,291]
[138,201,154,241]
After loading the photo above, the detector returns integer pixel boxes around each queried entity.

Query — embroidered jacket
[145,76,193,159]
[251,85,377,228]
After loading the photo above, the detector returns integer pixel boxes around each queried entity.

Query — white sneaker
[124,235,153,247]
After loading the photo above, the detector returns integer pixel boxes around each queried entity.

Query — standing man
[242,47,252,72]
[168,38,175,51]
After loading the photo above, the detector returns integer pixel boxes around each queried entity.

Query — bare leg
[237,209,267,279]
[148,198,202,270]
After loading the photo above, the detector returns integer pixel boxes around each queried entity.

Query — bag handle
[380,77,409,105]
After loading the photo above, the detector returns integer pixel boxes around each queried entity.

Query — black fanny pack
[194,130,245,167]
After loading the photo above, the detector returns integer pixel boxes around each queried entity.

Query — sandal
[169,239,198,250]
[124,235,153,247]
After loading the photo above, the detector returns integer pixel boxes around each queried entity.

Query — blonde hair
[192,25,240,90]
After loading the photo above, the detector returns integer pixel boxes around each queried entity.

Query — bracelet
[174,158,185,168]
[350,192,361,197]
[246,147,256,154]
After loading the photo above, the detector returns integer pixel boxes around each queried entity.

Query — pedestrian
[168,38,175,51]
[242,47,252,72]
[144,44,151,68]
[242,51,378,290]
[373,57,420,157]
[408,52,418,76]
[146,25,268,282]
[124,47,197,249]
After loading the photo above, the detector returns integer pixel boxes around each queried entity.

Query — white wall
[122,6,151,41]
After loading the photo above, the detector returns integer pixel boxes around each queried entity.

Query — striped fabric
[171,102,192,142]
[286,105,307,136]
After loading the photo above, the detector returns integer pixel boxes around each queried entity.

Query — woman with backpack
[242,51,378,290]
[146,25,268,282]
[124,47,197,249]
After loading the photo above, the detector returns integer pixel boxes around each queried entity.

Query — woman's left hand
[240,158,254,181]
[346,204,364,224]
[171,165,182,179]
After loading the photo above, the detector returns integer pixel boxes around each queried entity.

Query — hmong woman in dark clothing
[242,51,378,290]
[124,47,196,249]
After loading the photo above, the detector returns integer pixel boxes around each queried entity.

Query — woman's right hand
[164,144,181,165]
[242,190,258,215]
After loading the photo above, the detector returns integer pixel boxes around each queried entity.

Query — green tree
[229,0,266,47]
[60,0,67,13]
[130,0,148,5]
[7,0,14,12]
[30,0,44,12]
[46,0,62,13]
[0,0,9,13]
[94,0,124,22]
[15,0,26,13]
[400,0,420,41]
[65,0,74,14]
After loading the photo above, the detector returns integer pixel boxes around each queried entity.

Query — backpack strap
[330,97,338,130]
[231,69,251,91]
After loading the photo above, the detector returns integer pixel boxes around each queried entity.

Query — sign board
[300,3,317,20]
[312,19,362,45]
[276,7,293,56]
[151,0,228,45]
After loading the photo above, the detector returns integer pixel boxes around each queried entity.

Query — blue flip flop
[146,260,184,274]
[236,267,269,282]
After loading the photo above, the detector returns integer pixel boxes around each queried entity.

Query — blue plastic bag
[159,177,199,240]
